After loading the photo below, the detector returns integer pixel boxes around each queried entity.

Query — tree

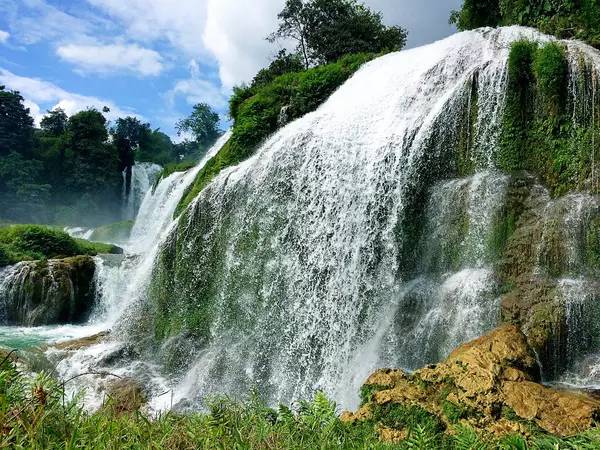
[0,86,34,158]
[65,109,120,198]
[40,108,68,137]
[176,103,221,148]
[269,0,408,66]
[268,0,311,68]
[112,117,153,197]
[252,50,305,88]
[136,129,176,165]
[304,0,407,64]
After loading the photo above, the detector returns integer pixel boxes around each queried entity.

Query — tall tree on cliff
[268,0,408,67]
[0,86,34,158]
[112,117,152,199]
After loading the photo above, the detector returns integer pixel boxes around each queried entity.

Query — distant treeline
[0,87,220,226]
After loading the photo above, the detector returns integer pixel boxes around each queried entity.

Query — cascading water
[121,162,163,221]
[3,26,599,414]
[129,26,600,410]
[47,133,231,407]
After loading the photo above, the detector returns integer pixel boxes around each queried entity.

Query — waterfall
[122,27,538,410]
[90,132,231,329]
[49,134,231,407]
[120,27,598,410]
[5,25,597,412]
[121,162,163,221]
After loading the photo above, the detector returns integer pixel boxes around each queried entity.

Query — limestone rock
[344,325,600,439]
[0,256,96,326]
[104,377,147,414]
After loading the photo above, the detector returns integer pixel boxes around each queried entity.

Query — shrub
[176,52,376,215]
[0,225,120,267]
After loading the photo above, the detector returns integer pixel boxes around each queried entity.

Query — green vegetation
[0,85,220,226]
[497,40,599,196]
[3,360,600,449]
[176,52,376,215]
[452,0,600,47]
[0,225,120,267]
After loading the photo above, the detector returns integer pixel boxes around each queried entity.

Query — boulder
[343,326,600,440]
[104,377,147,414]
[0,256,97,326]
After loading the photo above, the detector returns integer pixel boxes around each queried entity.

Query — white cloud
[86,0,207,56]
[166,59,228,111]
[203,0,284,88]
[201,0,461,87]
[0,0,99,46]
[0,68,138,125]
[57,43,165,76]
[0,30,9,44]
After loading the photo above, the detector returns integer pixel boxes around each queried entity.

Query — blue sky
[0,0,460,140]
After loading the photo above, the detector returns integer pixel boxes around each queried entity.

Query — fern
[404,424,441,449]
[451,424,490,450]
[499,434,529,450]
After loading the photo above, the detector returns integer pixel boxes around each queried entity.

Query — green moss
[441,400,474,424]
[533,43,568,117]
[498,40,537,172]
[0,224,121,267]
[497,40,598,196]
[359,384,388,406]
[371,402,445,436]
[456,73,479,177]
[175,53,377,216]
[586,217,600,272]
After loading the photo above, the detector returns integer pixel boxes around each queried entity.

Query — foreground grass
[0,224,121,267]
[2,359,600,450]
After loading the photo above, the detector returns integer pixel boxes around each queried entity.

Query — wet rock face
[0,256,97,326]
[344,326,600,440]
[496,173,600,378]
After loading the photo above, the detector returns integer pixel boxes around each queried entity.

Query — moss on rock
[1,256,97,326]
[343,326,600,440]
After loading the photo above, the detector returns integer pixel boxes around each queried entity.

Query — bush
[0,225,121,267]
[176,52,376,215]
[452,0,600,47]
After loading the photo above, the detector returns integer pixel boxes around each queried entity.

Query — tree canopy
[269,0,407,66]
[451,0,600,47]
[176,103,222,156]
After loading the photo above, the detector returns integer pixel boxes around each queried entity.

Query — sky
[0,0,461,139]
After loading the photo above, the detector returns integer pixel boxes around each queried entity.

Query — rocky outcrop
[343,326,600,441]
[104,378,147,414]
[0,256,97,326]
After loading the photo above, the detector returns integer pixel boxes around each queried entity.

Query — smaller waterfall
[50,133,231,408]
[64,227,94,240]
[122,163,163,221]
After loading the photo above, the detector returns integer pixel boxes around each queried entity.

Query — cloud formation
[166,60,228,112]
[0,30,9,44]
[86,0,207,56]
[57,43,165,76]
[0,68,138,124]
[203,0,284,88]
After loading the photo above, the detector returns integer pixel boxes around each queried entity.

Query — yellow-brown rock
[344,325,600,439]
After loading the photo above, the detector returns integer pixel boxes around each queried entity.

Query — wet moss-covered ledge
[0,224,122,268]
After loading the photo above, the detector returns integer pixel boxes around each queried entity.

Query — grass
[0,224,121,267]
[3,357,600,449]
[175,52,377,216]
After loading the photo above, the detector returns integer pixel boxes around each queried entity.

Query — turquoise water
[0,325,106,351]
